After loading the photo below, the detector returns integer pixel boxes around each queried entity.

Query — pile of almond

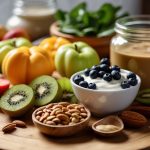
[35,102,89,126]
[2,120,26,133]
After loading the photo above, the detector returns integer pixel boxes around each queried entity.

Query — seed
[52,118,60,124]
[39,112,49,122]
[67,105,74,109]
[43,119,47,124]
[80,118,85,122]
[59,102,70,107]
[72,117,79,123]
[65,112,72,116]
[52,105,63,109]
[36,110,43,116]
[62,107,68,112]
[57,114,70,122]
[46,121,56,125]
[50,108,61,116]
[71,113,79,118]
[55,110,63,115]
[67,104,78,109]
[80,108,87,113]
[43,108,47,112]
[69,109,80,114]
[47,115,55,121]
[69,122,76,125]
[36,115,40,121]
[46,109,51,113]
[80,113,87,118]
[45,104,53,109]
[62,121,69,125]
[2,123,16,133]
[12,120,26,128]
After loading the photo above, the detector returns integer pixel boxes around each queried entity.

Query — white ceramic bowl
[70,69,141,116]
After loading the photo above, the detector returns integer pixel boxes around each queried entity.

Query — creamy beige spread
[111,41,150,89]
[96,124,119,132]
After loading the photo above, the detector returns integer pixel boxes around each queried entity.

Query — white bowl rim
[70,69,141,93]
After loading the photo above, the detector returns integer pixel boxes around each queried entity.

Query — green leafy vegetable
[54,2,128,37]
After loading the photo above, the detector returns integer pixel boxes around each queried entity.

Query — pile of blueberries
[73,58,138,89]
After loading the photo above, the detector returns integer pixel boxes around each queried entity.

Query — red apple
[2,28,30,41]
[0,78,10,95]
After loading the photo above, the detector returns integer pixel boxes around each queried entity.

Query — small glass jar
[110,16,150,89]
[6,0,56,40]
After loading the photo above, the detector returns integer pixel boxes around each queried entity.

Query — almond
[128,106,150,117]
[120,111,148,128]
[2,123,16,133]
[12,120,26,128]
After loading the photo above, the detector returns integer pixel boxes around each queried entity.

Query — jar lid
[115,15,150,41]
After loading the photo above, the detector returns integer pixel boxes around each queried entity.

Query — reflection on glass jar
[110,16,150,89]
[7,0,56,40]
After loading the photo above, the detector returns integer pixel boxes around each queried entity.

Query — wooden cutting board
[0,109,150,150]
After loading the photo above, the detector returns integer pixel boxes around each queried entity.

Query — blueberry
[88,83,96,89]
[100,58,110,65]
[121,80,130,89]
[79,81,88,88]
[111,70,121,80]
[84,68,91,76]
[98,71,105,78]
[91,65,101,72]
[89,70,98,79]
[73,75,84,85]
[99,64,110,72]
[127,72,136,79]
[110,65,120,72]
[128,78,138,86]
[103,73,112,82]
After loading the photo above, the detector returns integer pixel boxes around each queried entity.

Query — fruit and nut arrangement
[73,58,138,90]
[0,34,149,138]
[35,102,88,126]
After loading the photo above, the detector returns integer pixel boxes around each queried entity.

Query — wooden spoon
[92,115,124,136]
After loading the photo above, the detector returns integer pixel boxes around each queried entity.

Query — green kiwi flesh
[0,84,34,117]
[61,93,78,104]
[57,77,73,93]
[136,89,150,105]
[29,75,62,106]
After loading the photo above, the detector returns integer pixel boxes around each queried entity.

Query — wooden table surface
[0,109,150,150]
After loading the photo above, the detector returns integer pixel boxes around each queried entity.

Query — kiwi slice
[29,75,62,106]
[57,77,78,104]
[0,84,34,117]
[57,77,73,93]
[136,89,150,105]
[62,93,78,104]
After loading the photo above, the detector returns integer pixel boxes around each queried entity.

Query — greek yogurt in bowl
[70,58,141,116]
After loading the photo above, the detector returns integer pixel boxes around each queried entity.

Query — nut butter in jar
[111,16,150,89]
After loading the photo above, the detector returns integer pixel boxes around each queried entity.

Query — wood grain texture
[0,109,150,150]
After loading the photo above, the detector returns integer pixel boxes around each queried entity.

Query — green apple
[15,38,32,47]
[0,38,32,72]
[55,41,100,77]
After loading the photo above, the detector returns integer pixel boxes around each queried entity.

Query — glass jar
[110,16,150,89]
[6,0,56,40]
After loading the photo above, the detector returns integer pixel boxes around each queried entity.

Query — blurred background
[0,0,149,25]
